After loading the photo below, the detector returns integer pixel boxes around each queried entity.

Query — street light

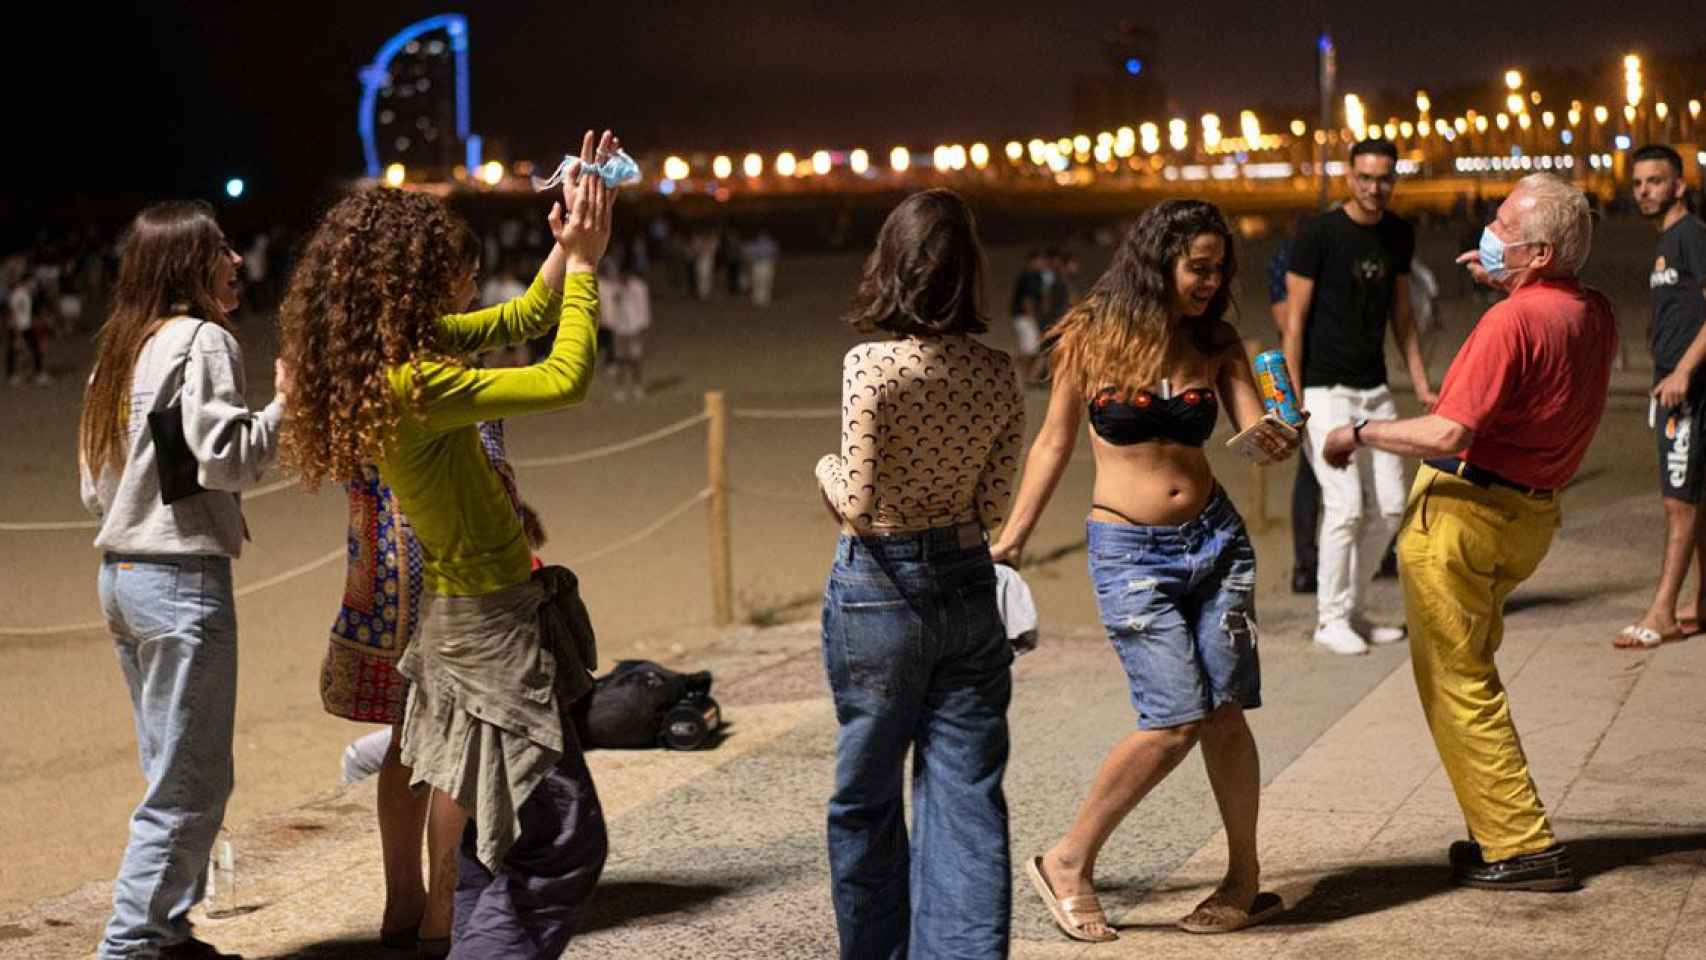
[1344,94,1366,140]
[811,150,831,175]
[1201,113,1221,151]
[775,151,797,176]
[662,156,689,181]
[1005,141,1024,162]
[711,155,733,179]
[1290,118,1307,137]
[384,162,406,187]
[1416,90,1431,114]
[1624,54,1643,107]
[1594,105,1609,124]
[743,152,763,177]
[970,143,990,169]
[224,178,245,199]
[889,146,910,173]
[1507,93,1525,115]
[1504,69,1523,91]
[850,149,870,175]
[1168,118,1189,152]
[1240,110,1261,146]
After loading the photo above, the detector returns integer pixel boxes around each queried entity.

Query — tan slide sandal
[1176,890,1285,934]
[1026,855,1119,943]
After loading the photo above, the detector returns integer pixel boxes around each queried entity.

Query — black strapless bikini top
[1088,386,1219,447]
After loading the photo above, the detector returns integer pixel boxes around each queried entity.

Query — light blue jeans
[97,554,238,960]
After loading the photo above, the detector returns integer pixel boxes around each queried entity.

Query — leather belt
[1425,457,1554,498]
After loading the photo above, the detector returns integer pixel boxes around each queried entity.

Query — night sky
[7,0,1703,229]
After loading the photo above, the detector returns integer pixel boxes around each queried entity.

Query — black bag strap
[162,320,212,404]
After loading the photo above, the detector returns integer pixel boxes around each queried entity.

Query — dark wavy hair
[80,201,233,480]
[843,189,988,336]
[1047,199,1238,397]
[277,188,474,489]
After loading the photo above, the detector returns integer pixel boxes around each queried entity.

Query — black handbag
[147,321,210,505]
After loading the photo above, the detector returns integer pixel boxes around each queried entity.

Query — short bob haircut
[844,188,988,337]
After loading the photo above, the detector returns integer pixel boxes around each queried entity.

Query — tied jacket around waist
[397,565,597,870]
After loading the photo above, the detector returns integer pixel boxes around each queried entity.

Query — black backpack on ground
[569,659,722,750]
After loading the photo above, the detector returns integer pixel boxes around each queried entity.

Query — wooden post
[706,391,733,626]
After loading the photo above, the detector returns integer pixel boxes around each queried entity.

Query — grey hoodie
[79,318,285,558]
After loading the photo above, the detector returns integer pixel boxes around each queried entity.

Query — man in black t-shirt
[1282,138,1436,656]
[1621,144,1706,649]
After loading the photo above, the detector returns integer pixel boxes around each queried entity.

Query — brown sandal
[1176,890,1285,934]
[1026,855,1119,942]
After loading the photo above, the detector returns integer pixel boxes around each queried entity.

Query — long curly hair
[1047,199,1238,398]
[277,189,475,489]
[80,201,233,481]
[843,189,988,336]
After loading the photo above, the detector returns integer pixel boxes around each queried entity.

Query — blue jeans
[821,524,1013,960]
[97,554,238,960]
[1087,489,1262,730]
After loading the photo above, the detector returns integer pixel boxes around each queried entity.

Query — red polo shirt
[1432,278,1618,490]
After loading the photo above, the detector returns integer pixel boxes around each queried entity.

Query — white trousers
[1304,385,1407,626]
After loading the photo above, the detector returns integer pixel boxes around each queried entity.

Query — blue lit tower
[1071,22,1165,133]
[357,14,482,179]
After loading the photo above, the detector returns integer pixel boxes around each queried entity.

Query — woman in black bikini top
[990,200,1302,943]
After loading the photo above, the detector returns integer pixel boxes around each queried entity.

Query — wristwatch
[1352,418,1370,446]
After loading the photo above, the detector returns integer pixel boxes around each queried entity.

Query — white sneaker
[1352,615,1406,645]
[1314,620,1370,656]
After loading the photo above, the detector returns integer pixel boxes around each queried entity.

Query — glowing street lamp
[1454,117,1468,134]
[1141,122,1161,153]
[1504,69,1523,91]
[1655,102,1670,122]
[1624,105,1637,124]
[811,150,831,175]
[1624,54,1643,107]
[1399,121,1414,138]
[1495,113,1510,131]
[1506,93,1525,115]
[384,162,406,187]
[1290,118,1307,137]
[1168,119,1188,152]
[933,145,952,170]
[743,152,763,177]
[1541,111,1555,129]
[1415,90,1431,115]
[850,149,870,175]
[775,151,797,176]
[662,156,690,181]
[711,155,733,179]
[1071,134,1092,155]
[1200,113,1221,150]
[1344,95,1366,140]
[1517,113,1532,131]
[1691,100,1702,120]
[1474,115,1489,133]
[1594,105,1609,124]
[970,142,990,169]
[1239,110,1261,146]
[889,146,910,173]
[224,178,245,199]
[1027,138,1046,164]
[1005,141,1024,162]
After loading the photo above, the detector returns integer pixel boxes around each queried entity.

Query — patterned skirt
[319,466,424,725]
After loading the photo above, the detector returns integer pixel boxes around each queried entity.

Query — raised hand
[551,129,622,273]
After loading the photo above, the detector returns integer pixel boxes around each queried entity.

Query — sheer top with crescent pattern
[815,336,1025,533]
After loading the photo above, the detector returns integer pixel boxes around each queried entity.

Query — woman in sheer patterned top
[813,189,1024,958]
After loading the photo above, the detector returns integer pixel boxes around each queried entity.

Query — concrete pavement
[4,488,1704,960]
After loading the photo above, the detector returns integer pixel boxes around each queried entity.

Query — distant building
[1070,22,1165,133]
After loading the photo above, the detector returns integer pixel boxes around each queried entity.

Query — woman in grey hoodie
[78,201,286,960]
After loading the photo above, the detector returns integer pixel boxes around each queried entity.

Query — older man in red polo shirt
[1321,172,1617,892]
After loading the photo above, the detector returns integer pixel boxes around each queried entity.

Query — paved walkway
[4,490,1704,959]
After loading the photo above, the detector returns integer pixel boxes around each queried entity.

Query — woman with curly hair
[814,189,1026,958]
[990,200,1300,940]
[280,130,619,958]
[312,214,547,955]
[79,200,285,960]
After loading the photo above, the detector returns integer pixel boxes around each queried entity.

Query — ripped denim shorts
[1086,488,1262,730]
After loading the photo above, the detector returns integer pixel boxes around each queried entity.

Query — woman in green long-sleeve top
[281,129,621,959]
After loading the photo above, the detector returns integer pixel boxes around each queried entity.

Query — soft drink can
[1253,350,1304,426]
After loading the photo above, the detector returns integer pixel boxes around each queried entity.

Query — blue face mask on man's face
[1477,227,1536,280]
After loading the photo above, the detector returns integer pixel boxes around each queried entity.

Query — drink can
[1253,350,1304,426]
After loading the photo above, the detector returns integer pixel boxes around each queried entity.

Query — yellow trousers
[1397,465,1560,861]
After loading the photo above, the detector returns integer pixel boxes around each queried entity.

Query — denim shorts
[1087,490,1262,729]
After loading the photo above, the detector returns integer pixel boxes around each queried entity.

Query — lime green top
[378,271,597,596]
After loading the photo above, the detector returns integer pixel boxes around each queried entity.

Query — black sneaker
[1291,568,1317,594]
[1451,843,1580,892]
[161,936,243,959]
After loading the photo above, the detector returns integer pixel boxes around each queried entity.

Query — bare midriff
[1088,436,1217,527]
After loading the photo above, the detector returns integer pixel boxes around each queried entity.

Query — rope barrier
[509,412,709,468]
[573,487,712,563]
[0,487,715,637]
[730,407,839,420]
[729,485,821,506]
[0,475,310,533]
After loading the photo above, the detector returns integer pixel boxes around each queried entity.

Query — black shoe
[1451,843,1580,892]
[1291,568,1317,594]
[160,936,243,959]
